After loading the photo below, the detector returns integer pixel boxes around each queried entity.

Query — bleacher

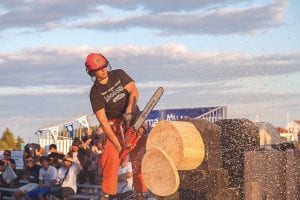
[0,182,102,200]
[0,182,156,200]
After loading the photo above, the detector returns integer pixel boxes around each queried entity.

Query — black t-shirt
[24,164,41,183]
[90,69,133,119]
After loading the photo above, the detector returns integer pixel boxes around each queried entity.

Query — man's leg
[14,189,23,200]
[100,139,121,196]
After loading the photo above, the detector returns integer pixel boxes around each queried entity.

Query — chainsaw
[120,87,164,159]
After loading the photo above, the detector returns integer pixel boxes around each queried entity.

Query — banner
[76,115,89,128]
[64,122,74,138]
[145,106,227,131]
[47,126,60,141]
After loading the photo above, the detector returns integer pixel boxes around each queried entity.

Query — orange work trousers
[100,120,148,195]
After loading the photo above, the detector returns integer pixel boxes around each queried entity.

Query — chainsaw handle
[119,127,143,159]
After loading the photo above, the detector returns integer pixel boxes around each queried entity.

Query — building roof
[293,120,300,125]
[276,127,288,133]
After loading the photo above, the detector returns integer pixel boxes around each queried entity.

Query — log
[181,118,223,170]
[141,146,179,196]
[147,120,205,170]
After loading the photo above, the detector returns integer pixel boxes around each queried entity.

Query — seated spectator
[93,132,106,183]
[82,127,97,149]
[47,144,65,169]
[0,150,18,199]
[24,143,45,164]
[27,156,57,200]
[116,156,133,199]
[15,155,41,200]
[0,150,17,188]
[50,155,83,200]
[68,138,91,184]
[86,145,98,185]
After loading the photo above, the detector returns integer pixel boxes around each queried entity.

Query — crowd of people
[0,126,134,200]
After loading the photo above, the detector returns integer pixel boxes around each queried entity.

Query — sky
[0,0,299,143]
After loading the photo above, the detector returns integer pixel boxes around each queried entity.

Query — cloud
[0,85,89,96]
[76,0,288,35]
[0,0,288,35]
[98,0,243,12]
[0,44,299,88]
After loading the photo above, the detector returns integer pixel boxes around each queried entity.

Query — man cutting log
[85,52,147,200]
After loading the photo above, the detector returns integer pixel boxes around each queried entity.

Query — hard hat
[85,53,109,76]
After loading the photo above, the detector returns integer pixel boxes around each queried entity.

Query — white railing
[39,138,73,155]
[196,106,227,122]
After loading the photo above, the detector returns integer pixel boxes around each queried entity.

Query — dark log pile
[156,118,240,200]
[244,150,300,200]
[154,118,299,200]
[215,118,260,199]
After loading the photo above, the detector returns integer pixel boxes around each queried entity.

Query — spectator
[86,144,99,185]
[116,156,133,199]
[27,156,57,200]
[24,143,45,164]
[47,144,65,169]
[0,150,18,199]
[68,138,90,184]
[50,155,83,200]
[15,155,41,200]
[0,150,17,188]
[94,131,106,183]
[82,127,96,149]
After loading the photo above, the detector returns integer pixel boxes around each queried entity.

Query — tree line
[0,128,24,150]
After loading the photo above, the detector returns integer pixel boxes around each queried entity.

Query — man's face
[25,157,34,168]
[3,152,11,160]
[72,145,79,152]
[94,67,108,80]
[97,142,104,150]
[41,160,49,169]
[63,160,72,167]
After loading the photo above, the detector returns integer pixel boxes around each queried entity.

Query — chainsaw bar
[133,87,164,131]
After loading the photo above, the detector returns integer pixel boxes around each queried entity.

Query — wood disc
[147,120,205,170]
[141,146,179,196]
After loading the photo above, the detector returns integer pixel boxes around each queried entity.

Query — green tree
[0,128,25,150]
[0,140,9,150]
[1,128,15,149]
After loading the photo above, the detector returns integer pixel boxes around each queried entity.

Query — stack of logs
[141,118,300,200]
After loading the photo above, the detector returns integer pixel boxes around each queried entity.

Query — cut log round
[147,120,205,170]
[141,146,179,196]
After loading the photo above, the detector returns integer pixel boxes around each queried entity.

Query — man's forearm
[125,82,139,114]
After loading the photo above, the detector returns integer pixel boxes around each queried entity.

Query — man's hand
[112,139,122,152]
[123,113,133,127]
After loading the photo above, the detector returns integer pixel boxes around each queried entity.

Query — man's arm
[124,81,139,114]
[95,108,122,152]
[118,171,133,183]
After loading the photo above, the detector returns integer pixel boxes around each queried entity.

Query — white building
[283,120,300,142]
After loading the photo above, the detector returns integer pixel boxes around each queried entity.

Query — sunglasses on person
[26,159,33,163]
[4,154,11,156]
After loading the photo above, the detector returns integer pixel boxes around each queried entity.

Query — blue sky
[0,0,299,142]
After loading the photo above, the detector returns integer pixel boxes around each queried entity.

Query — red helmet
[85,53,109,76]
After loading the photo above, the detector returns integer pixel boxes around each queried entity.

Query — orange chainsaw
[120,87,164,159]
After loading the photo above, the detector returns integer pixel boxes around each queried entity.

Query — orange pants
[100,121,148,195]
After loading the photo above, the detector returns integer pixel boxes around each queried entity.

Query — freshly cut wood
[141,146,179,196]
[147,120,205,170]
